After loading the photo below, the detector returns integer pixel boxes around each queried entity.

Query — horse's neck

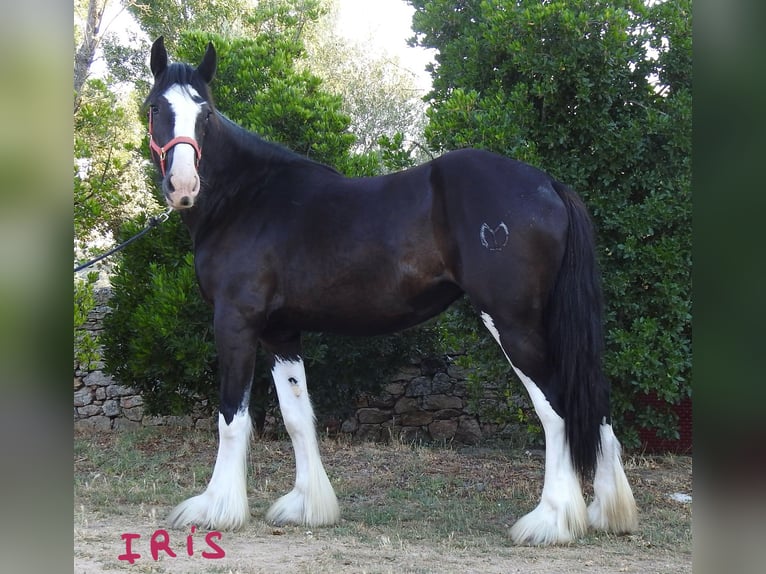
[181,122,273,239]
[210,114,341,178]
[203,120,284,181]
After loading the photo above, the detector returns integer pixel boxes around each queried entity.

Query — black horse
[144,37,637,545]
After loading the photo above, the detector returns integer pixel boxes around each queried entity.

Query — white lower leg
[587,422,638,533]
[167,410,252,530]
[265,357,339,527]
[481,312,588,545]
[508,371,588,545]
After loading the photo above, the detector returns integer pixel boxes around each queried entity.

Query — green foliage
[302,14,428,156]
[101,214,217,416]
[422,86,537,162]
[127,0,261,53]
[176,30,355,167]
[303,327,440,423]
[377,133,420,173]
[74,78,150,254]
[74,271,100,370]
[410,0,692,448]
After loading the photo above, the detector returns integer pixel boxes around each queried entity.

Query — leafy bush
[74,271,100,370]
[302,327,440,424]
[410,0,692,448]
[101,214,216,416]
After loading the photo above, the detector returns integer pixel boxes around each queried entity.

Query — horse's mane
[215,114,341,176]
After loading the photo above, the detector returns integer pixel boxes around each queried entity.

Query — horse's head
[146,36,216,210]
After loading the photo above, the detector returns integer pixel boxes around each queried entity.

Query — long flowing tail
[546,181,610,479]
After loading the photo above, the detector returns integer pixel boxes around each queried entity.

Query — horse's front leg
[166,309,257,531]
[264,337,340,527]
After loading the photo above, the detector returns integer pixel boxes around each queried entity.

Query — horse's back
[430,148,566,225]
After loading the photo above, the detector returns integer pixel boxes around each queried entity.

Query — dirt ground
[74,522,690,574]
[74,428,692,573]
[74,521,688,573]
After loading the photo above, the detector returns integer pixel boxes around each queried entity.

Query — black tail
[546,181,610,479]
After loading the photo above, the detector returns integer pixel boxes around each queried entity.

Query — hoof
[167,490,250,531]
[265,487,339,527]
[510,501,587,546]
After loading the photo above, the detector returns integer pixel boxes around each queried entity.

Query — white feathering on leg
[266,357,339,526]
[167,410,252,530]
[587,422,638,533]
[506,372,588,545]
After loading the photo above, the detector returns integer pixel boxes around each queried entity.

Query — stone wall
[74,288,214,432]
[74,288,507,444]
[339,358,486,444]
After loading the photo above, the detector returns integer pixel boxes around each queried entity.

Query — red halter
[148,107,202,177]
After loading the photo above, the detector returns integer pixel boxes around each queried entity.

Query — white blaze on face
[163,84,203,202]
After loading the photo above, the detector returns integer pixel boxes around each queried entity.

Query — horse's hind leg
[264,340,339,527]
[480,312,588,545]
[588,422,638,533]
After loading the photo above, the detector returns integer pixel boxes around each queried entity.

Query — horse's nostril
[180,196,191,207]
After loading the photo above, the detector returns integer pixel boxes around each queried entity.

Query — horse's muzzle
[163,171,199,210]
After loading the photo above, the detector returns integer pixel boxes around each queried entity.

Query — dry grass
[74,426,692,573]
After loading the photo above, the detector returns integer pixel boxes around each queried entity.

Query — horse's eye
[149,105,159,115]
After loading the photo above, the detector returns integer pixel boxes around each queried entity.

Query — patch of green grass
[74,427,217,513]
[324,444,520,545]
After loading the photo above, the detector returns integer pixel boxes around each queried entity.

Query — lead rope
[73,207,173,273]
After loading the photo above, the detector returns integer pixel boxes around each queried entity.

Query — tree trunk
[74,0,106,111]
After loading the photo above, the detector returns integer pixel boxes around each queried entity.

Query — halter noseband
[148,106,203,177]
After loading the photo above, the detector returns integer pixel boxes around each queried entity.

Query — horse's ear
[150,36,168,78]
[197,42,216,84]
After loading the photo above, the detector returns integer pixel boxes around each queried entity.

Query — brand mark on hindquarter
[480,222,509,251]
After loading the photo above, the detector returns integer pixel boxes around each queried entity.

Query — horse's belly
[276,279,463,337]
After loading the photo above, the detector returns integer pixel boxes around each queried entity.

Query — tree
[308,41,427,155]
[75,0,146,108]
[126,0,258,53]
[301,2,428,160]
[73,78,150,369]
[74,0,107,107]
[74,78,153,258]
[409,0,692,448]
[74,0,158,372]
[178,33,355,164]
